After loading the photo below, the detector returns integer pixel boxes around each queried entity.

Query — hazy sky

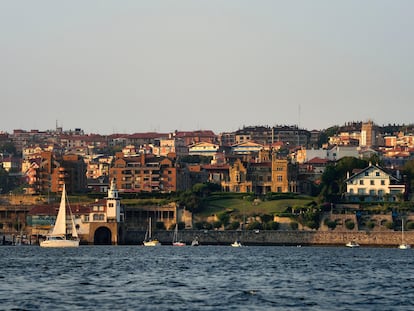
[1,1,413,134]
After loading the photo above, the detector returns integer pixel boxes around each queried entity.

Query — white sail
[40,184,79,248]
[51,184,68,236]
[69,207,78,238]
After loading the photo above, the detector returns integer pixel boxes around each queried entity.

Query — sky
[1,1,413,134]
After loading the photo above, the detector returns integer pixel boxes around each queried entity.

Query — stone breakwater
[125,229,413,246]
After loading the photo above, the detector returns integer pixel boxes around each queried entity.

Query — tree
[319,157,368,202]
[217,212,230,227]
[177,190,200,212]
[0,142,17,155]
[403,160,414,195]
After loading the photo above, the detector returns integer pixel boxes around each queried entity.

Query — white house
[188,142,220,157]
[344,163,405,202]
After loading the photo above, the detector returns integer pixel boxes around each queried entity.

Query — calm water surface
[1,246,413,310]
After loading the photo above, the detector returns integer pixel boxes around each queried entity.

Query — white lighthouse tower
[106,178,122,222]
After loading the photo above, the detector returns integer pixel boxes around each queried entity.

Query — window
[376,171,380,177]
[277,175,283,182]
[369,190,376,196]
[365,172,369,176]
[381,180,385,185]
[358,188,366,195]
[93,214,105,221]
[359,180,364,185]
[108,203,114,208]
[370,180,375,185]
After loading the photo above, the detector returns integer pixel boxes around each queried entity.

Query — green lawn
[199,196,316,217]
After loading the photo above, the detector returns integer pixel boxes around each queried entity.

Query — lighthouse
[106,178,122,222]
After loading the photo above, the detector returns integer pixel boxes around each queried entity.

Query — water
[1,246,414,310]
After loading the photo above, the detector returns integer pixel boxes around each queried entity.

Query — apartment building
[109,153,177,193]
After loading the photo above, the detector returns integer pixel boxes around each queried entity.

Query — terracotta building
[109,152,177,193]
[28,151,87,194]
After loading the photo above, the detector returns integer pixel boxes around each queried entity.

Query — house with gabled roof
[344,163,405,202]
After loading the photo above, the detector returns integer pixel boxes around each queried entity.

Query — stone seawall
[125,229,413,246]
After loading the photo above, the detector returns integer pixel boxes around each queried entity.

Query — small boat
[231,240,243,247]
[398,218,411,250]
[172,224,186,246]
[40,184,80,248]
[346,241,360,248]
[399,243,411,250]
[191,237,200,246]
[143,217,161,247]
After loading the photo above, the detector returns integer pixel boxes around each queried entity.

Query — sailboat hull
[143,240,161,247]
[40,238,79,248]
[398,243,411,250]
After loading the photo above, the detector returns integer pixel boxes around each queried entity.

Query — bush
[227,221,241,230]
[305,220,318,229]
[265,221,279,230]
[261,214,273,223]
[325,220,337,230]
[384,221,395,230]
[366,221,375,229]
[246,221,262,230]
[345,220,355,230]
[212,221,222,229]
[194,221,213,230]
[217,213,230,227]
[290,221,299,230]
[406,221,414,230]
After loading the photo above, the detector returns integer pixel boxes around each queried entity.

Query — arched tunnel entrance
[94,227,112,245]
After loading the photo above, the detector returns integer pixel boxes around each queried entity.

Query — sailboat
[191,236,200,246]
[143,217,161,246]
[398,218,411,249]
[40,184,80,248]
[231,240,243,247]
[231,217,244,247]
[172,224,186,246]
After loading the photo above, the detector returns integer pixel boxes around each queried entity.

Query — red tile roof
[306,157,329,165]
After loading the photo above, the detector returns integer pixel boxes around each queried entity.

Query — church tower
[106,178,122,222]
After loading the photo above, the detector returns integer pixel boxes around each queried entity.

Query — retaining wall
[125,229,413,246]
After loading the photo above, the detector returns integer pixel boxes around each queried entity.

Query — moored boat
[191,237,200,246]
[398,217,411,250]
[143,217,161,247]
[172,224,186,246]
[231,240,243,247]
[40,184,80,248]
[346,241,360,248]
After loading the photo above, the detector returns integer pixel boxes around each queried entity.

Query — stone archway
[94,227,112,245]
